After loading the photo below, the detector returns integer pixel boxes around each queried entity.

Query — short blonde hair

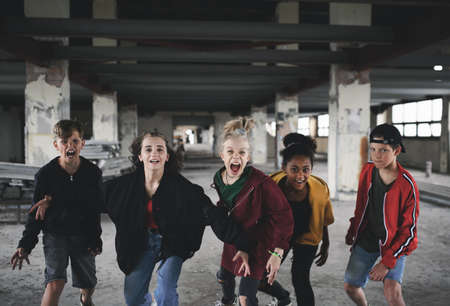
[222,117,254,142]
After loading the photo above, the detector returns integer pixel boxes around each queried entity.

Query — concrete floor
[1,158,450,305]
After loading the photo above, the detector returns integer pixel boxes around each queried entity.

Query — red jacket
[215,167,294,279]
[346,162,419,269]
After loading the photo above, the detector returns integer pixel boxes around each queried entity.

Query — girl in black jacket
[104,131,250,306]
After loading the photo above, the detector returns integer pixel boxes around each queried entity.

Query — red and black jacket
[346,162,419,269]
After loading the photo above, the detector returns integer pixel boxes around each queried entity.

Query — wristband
[268,250,282,259]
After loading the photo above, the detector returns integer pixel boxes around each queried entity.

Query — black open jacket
[103,165,249,275]
[18,157,103,254]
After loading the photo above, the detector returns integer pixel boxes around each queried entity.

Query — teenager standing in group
[344,124,420,306]
[213,118,294,306]
[259,133,334,306]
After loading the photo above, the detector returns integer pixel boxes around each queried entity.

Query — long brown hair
[129,131,180,174]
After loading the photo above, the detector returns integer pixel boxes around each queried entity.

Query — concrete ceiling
[0,0,449,114]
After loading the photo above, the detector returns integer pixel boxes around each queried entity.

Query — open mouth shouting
[149,159,161,165]
[229,162,242,175]
[66,149,76,158]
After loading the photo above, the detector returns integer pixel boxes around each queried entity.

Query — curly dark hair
[129,131,180,174]
[280,133,317,168]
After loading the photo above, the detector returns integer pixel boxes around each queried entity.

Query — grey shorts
[43,232,97,289]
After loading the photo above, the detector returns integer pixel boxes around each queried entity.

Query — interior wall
[398,138,441,172]
[316,137,328,154]
[138,112,174,147]
[0,106,24,162]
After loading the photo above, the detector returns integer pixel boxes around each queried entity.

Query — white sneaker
[214,297,238,306]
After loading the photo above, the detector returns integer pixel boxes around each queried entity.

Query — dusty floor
[1,160,450,306]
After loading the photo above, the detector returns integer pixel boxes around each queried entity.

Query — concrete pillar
[24,0,70,166]
[370,109,377,130]
[250,106,268,165]
[92,0,117,47]
[310,116,318,139]
[213,112,233,157]
[274,2,300,168]
[440,96,450,174]
[275,94,299,169]
[92,92,118,142]
[119,104,138,157]
[91,0,118,143]
[328,3,371,199]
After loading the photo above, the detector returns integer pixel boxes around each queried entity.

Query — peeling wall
[250,106,268,164]
[92,92,118,142]
[275,94,299,168]
[119,105,138,157]
[25,62,70,166]
[329,64,371,197]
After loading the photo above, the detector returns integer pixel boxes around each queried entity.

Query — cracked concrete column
[250,106,268,165]
[274,1,300,169]
[440,96,450,173]
[328,3,371,199]
[275,94,299,169]
[24,0,70,166]
[119,104,138,157]
[92,0,118,143]
[93,92,118,142]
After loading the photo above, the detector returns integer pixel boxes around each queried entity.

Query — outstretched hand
[29,195,52,221]
[11,248,30,270]
[232,250,251,277]
[265,250,282,285]
[314,243,329,266]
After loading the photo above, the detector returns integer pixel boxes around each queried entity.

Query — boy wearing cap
[344,124,419,306]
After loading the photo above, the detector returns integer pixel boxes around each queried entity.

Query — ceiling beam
[71,63,321,78]
[1,17,394,44]
[280,0,450,7]
[49,47,348,65]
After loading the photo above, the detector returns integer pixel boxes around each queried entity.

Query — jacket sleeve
[261,178,294,251]
[196,185,250,252]
[86,170,103,251]
[381,186,419,269]
[17,172,45,254]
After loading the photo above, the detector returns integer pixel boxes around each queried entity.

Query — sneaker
[267,296,292,306]
[214,297,238,306]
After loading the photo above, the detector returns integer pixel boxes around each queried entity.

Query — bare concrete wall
[267,134,276,159]
[0,106,23,162]
[138,112,174,148]
[398,138,441,172]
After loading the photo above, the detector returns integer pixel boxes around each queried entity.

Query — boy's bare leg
[384,279,405,306]
[41,280,65,306]
[239,295,247,306]
[80,288,95,305]
[344,283,368,306]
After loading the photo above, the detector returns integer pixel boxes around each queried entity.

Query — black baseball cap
[370,124,406,153]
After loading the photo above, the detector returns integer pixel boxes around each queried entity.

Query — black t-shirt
[357,167,394,253]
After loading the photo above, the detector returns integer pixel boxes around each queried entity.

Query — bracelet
[268,250,282,259]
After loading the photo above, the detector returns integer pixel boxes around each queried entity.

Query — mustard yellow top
[271,171,334,246]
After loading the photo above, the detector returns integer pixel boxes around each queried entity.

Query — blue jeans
[344,244,407,288]
[124,231,184,306]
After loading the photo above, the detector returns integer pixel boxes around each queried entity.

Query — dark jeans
[258,244,318,306]
[217,266,261,306]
